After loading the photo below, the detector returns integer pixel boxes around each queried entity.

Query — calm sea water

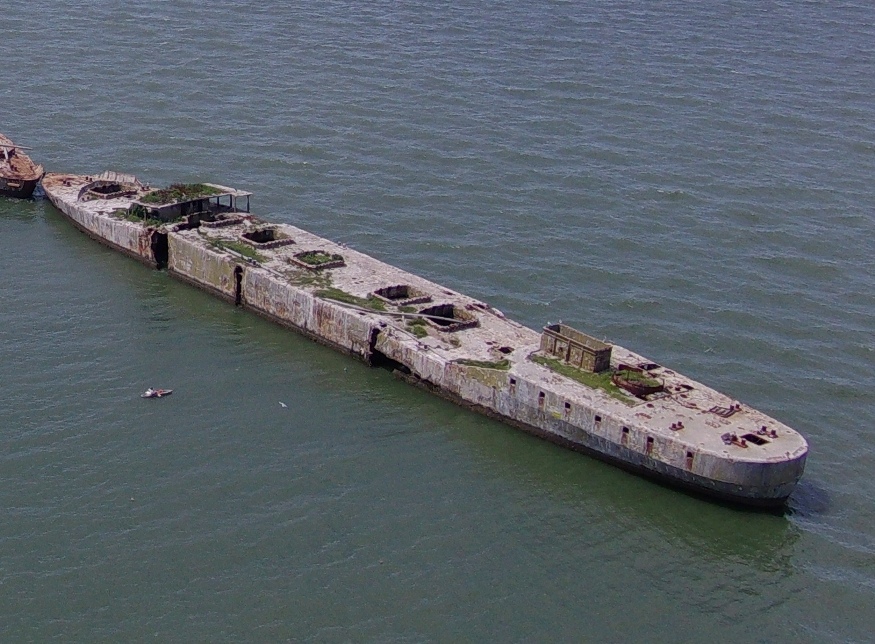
[2,0,874,641]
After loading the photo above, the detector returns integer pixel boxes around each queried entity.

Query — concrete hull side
[375,330,804,506]
[167,233,239,303]
[242,270,378,362]
[165,235,379,361]
[405,371,801,506]
[46,193,157,267]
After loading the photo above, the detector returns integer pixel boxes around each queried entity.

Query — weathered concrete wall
[167,233,239,301]
[242,270,378,361]
[49,196,153,263]
[166,233,381,359]
[373,327,805,501]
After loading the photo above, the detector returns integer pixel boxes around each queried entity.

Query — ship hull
[52,202,159,268]
[0,176,40,199]
[398,371,804,508]
[0,133,43,198]
[41,171,809,509]
[42,177,160,268]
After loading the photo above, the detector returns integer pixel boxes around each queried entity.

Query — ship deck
[178,215,807,467]
[41,171,809,473]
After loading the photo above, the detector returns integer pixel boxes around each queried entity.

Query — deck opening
[594,415,602,423]
[418,303,478,332]
[234,266,243,306]
[150,231,168,269]
[290,250,345,270]
[645,436,654,455]
[91,182,123,195]
[372,284,431,306]
[243,228,280,244]
[81,178,140,201]
[741,433,769,445]
[242,227,296,249]
[178,211,246,230]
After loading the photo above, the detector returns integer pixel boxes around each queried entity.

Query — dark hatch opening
[234,266,243,306]
[243,228,280,244]
[150,231,168,269]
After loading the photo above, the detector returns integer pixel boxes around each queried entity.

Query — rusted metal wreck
[0,134,43,199]
[41,170,809,508]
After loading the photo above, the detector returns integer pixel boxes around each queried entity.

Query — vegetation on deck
[314,287,386,311]
[455,358,511,370]
[297,250,342,266]
[406,318,429,338]
[529,354,634,404]
[139,183,223,205]
[114,206,163,227]
[208,238,266,263]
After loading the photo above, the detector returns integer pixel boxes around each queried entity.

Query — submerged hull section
[42,171,809,508]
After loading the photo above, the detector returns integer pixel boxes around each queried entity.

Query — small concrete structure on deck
[41,171,809,507]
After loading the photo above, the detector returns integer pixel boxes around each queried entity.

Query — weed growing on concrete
[406,318,428,338]
[208,238,265,263]
[116,205,162,227]
[314,287,386,311]
[139,183,223,205]
[529,354,634,404]
[297,250,340,266]
[455,358,511,370]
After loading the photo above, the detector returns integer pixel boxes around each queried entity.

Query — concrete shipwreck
[42,171,808,507]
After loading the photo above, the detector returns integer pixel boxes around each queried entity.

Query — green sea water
[2,1,874,640]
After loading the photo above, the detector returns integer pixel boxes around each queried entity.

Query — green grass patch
[139,183,223,205]
[398,305,418,313]
[297,250,340,266]
[208,238,265,263]
[315,287,386,311]
[455,358,511,370]
[529,354,634,404]
[116,206,163,227]
[406,318,428,337]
